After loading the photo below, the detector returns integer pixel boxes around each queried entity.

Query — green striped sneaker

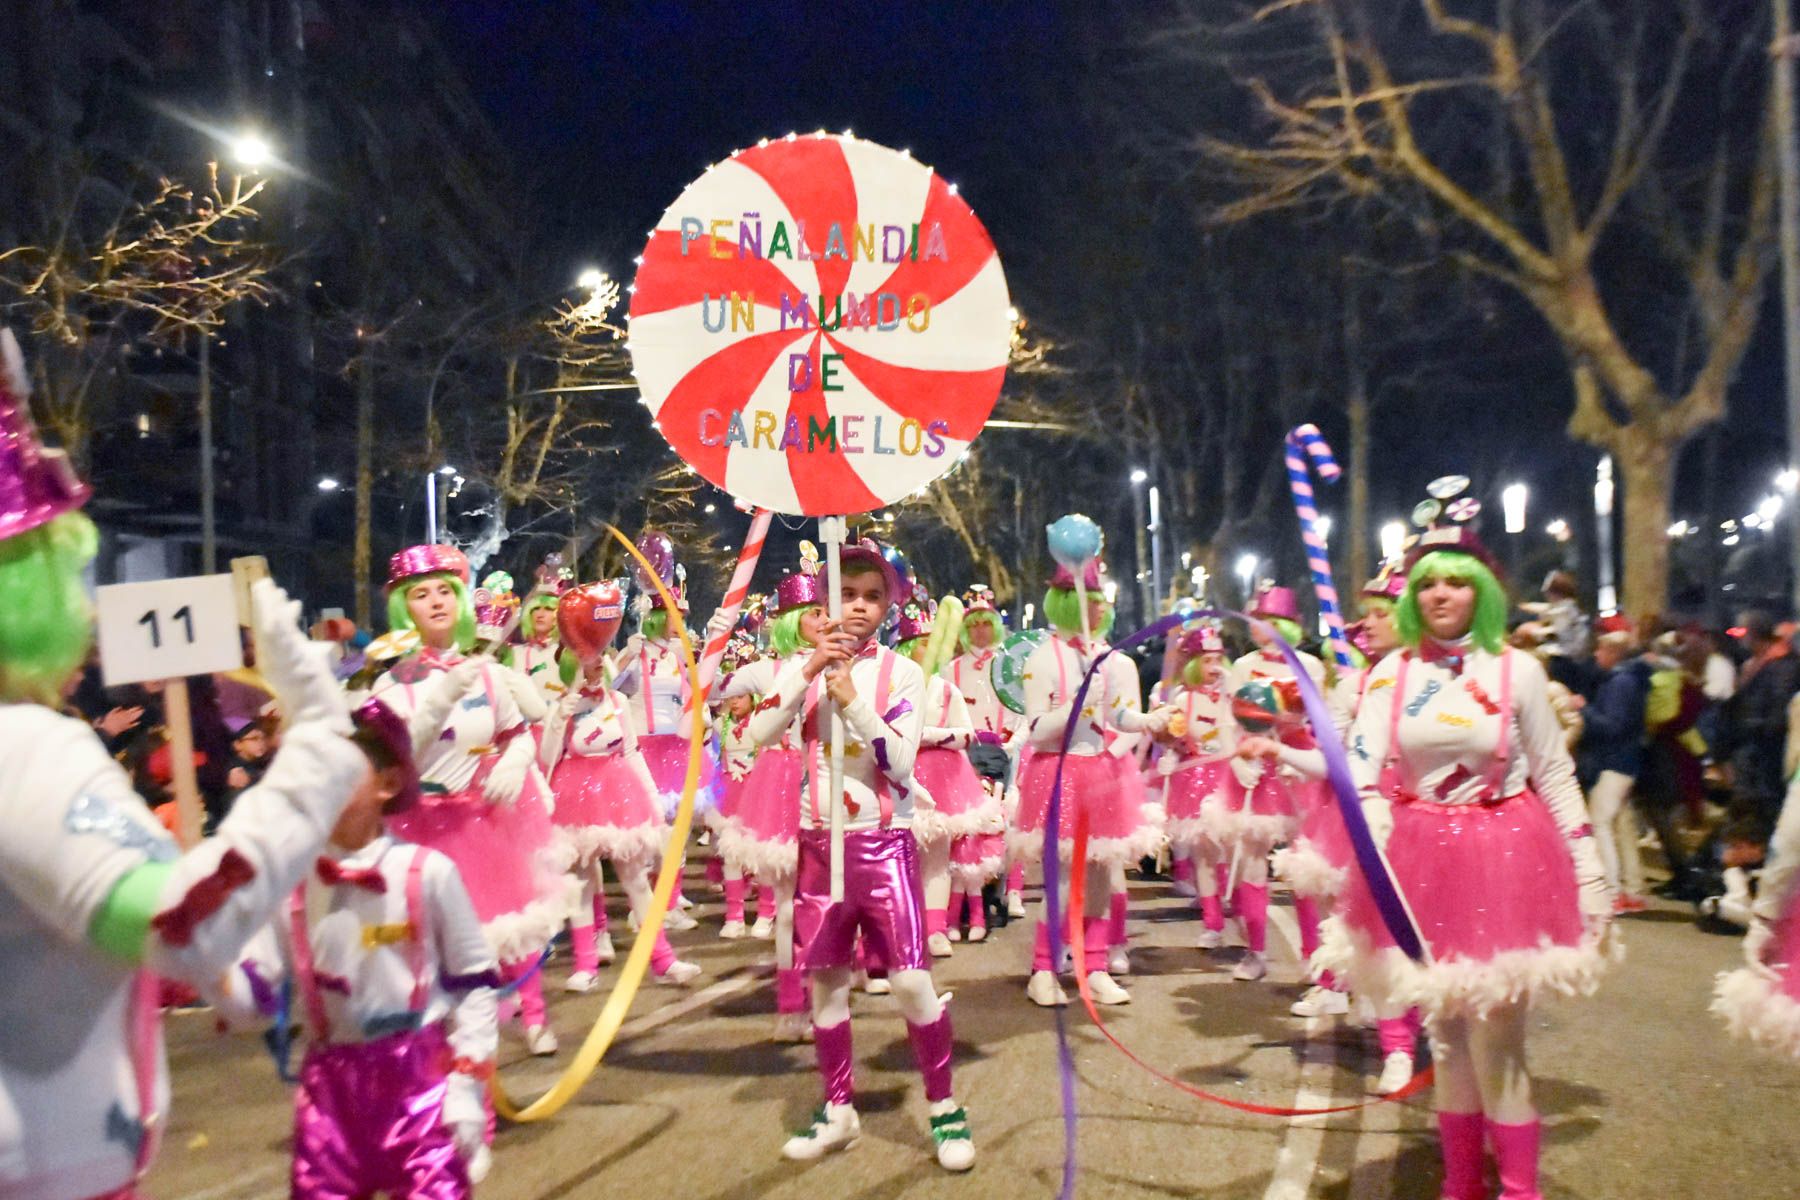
[929,1103,975,1171]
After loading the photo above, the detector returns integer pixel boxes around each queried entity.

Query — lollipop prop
[921,594,965,677]
[680,507,773,728]
[1047,513,1104,646]
[1283,424,1353,669]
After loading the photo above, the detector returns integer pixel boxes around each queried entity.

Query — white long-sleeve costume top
[723,657,801,751]
[1226,647,1328,721]
[0,704,366,1200]
[745,643,925,832]
[922,675,976,750]
[223,836,499,1060]
[1160,683,1234,770]
[374,655,528,795]
[1346,645,1605,892]
[947,649,1016,740]
[1275,669,1366,780]
[613,634,697,740]
[1024,634,1160,755]
[537,681,655,786]
[512,639,568,705]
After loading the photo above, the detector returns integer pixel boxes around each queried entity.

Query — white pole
[426,471,439,545]
[819,516,848,903]
[1775,0,1800,611]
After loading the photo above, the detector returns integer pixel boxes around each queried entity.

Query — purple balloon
[634,530,677,589]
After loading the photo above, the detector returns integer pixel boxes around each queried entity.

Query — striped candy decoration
[683,507,774,726]
[1283,424,1353,669]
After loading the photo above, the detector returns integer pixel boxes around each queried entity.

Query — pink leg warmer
[926,906,948,937]
[723,877,748,924]
[813,1019,855,1107]
[1237,883,1269,954]
[515,967,547,1029]
[1377,1016,1416,1057]
[705,855,725,886]
[906,1011,955,1103]
[776,967,808,1014]
[1172,857,1195,884]
[756,882,777,920]
[569,924,598,976]
[966,891,985,933]
[1082,916,1109,974]
[592,891,608,932]
[1108,890,1128,946]
[1487,1118,1543,1200]
[649,931,677,976]
[1437,1111,1487,1200]
[1294,895,1322,960]
[1007,863,1025,893]
[1032,921,1054,973]
[1199,894,1225,932]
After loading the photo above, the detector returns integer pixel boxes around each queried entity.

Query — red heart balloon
[557,581,624,667]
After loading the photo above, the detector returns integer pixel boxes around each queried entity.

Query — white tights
[1431,1002,1534,1122]
[811,965,942,1027]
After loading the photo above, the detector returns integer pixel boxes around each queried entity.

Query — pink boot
[1082,916,1109,975]
[1487,1118,1544,1200]
[705,855,725,887]
[1437,1111,1486,1200]
[1032,920,1055,973]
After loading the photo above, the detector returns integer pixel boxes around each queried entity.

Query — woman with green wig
[0,332,372,1199]
[1324,517,1611,1200]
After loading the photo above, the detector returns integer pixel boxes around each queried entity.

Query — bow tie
[1418,640,1467,676]
[317,858,388,893]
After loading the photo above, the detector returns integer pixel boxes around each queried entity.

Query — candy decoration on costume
[627,133,1012,517]
[1283,424,1352,669]
[993,629,1048,714]
[1045,513,1103,570]
[556,582,626,667]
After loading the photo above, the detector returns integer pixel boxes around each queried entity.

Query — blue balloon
[1045,513,1104,569]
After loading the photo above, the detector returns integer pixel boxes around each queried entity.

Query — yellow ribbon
[490,524,705,1122]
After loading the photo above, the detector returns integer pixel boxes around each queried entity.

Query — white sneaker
[1006,891,1026,919]
[595,931,616,964]
[928,932,954,959]
[1107,946,1130,977]
[750,916,776,938]
[1290,985,1351,1018]
[1375,1050,1414,1095]
[773,1012,812,1043]
[945,926,962,943]
[928,1099,976,1171]
[719,920,747,939]
[782,1103,860,1160]
[524,1024,558,1056]
[1086,971,1131,1005]
[564,970,598,994]
[467,1143,493,1184]
[678,893,695,910]
[967,925,988,943]
[863,976,892,995]
[1026,969,1069,1007]
[1232,951,1267,982]
[658,959,702,986]
[662,908,698,932]
[1196,927,1224,950]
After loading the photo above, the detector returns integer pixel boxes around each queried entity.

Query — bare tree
[1178,0,1775,617]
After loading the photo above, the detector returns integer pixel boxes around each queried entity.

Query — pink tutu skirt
[1713,893,1800,1062]
[1213,768,1298,855]
[638,732,721,819]
[1010,751,1163,868]
[1320,790,1606,1020]
[950,824,1006,890]
[1274,780,1351,900]
[388,771,576,963]
[718,746,802,882]
[549,751,667,867]
[913,747,994,842]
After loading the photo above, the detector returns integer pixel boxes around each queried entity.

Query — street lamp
[1236,552,1259,604]
[1502,483,1528,535]
[1148,483,1164,614]
[1379,520,1406,563]
[1129,468,1152,622]
[576,266,606,291]
[317,477,340,492]
[426,466,457,544]
[228,131,273,170]
[1595,455,1617,615]
[1547,518,1572,543]
[1129,468,1148,485]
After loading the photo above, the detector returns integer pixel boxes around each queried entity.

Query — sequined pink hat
[774,568,823,612]
[386,544,470,591]
[1250,585,1301,623]
[0,330,89,542]
[1178,626,1224,656]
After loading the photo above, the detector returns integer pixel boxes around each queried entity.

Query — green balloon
[994,629,1049,714]
[1231,680,1279,732]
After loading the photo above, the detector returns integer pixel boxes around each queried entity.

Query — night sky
[431,2,1789,604]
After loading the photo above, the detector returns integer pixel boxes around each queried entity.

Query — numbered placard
[96,574,245,686]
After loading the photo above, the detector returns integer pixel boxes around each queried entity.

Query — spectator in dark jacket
[1577,631,1655,910]
[1724,610,1800,845]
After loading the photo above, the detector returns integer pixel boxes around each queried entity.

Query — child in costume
[721,559,827,1041]
[1014,548,1173,1008]
[1324,508,1612,1200]
[510,561,578,707]
[372,546,576,1058]
[540,582,701,991]
[1157,627,1235,948]
[1215,584,1326,983]
[219,699,500,1195]
[745,540,974,1171]
[896,590,1002,951]
[711,632,764,938]
[945,586,1016,928]
[0,331,372,1200]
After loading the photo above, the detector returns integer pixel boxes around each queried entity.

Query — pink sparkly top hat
[895,586,935,642]
[1249,584,1301,623]
[386,544,470,591]
[0,330,89,542]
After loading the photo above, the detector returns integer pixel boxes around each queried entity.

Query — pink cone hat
[0,330,90,542]
[386,544,470,590]
[1250,585,1301,623]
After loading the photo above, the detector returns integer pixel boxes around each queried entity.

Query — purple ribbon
[1040,610,1425,1200]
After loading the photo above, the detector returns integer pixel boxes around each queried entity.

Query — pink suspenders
[804,650,898,826]
[289,846,433,1043]
[1387,650,1515,802]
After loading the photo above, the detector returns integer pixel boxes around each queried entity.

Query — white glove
[704,607,735,645]
[443,1074,487,1165]
[1578,873,1613,939]
[252,580,351,735]
[1157,753,1178,778]
[483,734,533,806]
[502,667,548,723]
[408,660,482,758]
[1143,706,1174,736]
[1744,917,1780,979]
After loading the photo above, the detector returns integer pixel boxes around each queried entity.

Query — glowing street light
[1759,494,1784,524]
[1379,520,1406,562]
[576,266,607,291]
[1546,518,1572,543]
[1236,552,1259,601]
[1502,483,1528,535]
[1779,467,1800,494]
[1129,468,1149,485]
[316,477,340,492]
[229,131,273,169]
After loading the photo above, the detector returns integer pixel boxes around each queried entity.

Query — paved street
[149,864,1800,1200]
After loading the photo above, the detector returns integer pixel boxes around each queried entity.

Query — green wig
[960,608,1002,650]
[1181,654,1214,689]
[0,512,98,706]
[768,605,818,658]
[1043,585,1116,638]
[1396,550,1508,654]
[1261,616,1303,648]
[386,571,477,652]
[640,607,670,644]
[521,591,560,634]
[896,635,927,663]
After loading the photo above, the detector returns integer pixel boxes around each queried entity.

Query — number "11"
[139,606,195,649]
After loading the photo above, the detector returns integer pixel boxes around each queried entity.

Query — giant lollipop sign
[627,133,1012,516]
